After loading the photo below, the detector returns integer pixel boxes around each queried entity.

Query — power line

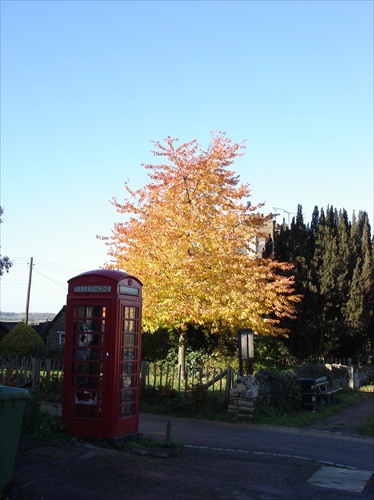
[33,268,67,289]
[8,257,84,274]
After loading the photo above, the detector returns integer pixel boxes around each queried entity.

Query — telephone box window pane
[123,348,134,360]
[77,347,89,360]
[125,350,137,362]
[76,306,86,318]
[76,362,89,374]
[125,307,137,319]
[92,306,101,317]
[122,375,134,388]
[89,320,100,332]
[121,390,134,403]
[86,363,98,375]
[124,320,135,332]
[74,305,102,319]
[120,404,135,417]
[76,376,98,389]
[123,334,135,347]
[123,362,134,375]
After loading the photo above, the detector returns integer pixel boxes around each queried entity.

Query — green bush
[255,369,302,414]
[140,383,226,418]
[39,373,63,403]
[0,322,46,358]
[141,384,179,404]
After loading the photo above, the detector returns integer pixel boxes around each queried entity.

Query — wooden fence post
[32,357,41,392]
[45,358,52,382]
[140,361,147,388]
[225,367,232,400]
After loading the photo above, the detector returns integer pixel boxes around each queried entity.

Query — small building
[0,310,66,353]
[44,306,66,352]
[249,218,276,257]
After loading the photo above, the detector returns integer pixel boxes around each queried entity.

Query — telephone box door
[115,300,142,436]
[64,301,111,436]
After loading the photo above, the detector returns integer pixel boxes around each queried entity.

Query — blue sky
[1,0,373,314]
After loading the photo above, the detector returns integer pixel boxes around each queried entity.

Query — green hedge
[255,369,302,414]
[0,322,46,357]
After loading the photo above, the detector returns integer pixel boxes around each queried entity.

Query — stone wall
[325,363,374,390]
[228,375,259,418]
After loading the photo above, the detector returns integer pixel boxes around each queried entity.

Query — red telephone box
[62,269,142,441]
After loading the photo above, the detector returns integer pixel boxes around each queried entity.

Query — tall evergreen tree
[271,205,373,361]
[344,213,374,358]
[270,205,318,358]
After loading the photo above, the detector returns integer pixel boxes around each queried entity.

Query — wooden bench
[315,376,342,406]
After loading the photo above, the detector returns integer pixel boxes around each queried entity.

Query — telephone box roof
[68,269,142,285]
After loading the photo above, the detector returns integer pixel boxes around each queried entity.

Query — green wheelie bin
[0,386,30,498]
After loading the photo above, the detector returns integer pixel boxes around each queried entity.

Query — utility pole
[25,256,34,324]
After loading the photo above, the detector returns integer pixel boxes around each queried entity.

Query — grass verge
[359,416,374,437]
[251,390,368,427]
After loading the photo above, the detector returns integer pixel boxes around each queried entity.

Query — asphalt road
[7,395,374,500]
[139,412,374,472]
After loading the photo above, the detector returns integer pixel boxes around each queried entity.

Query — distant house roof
[0,322,14,341]
[0,322,20,333]
[34,320,52,339]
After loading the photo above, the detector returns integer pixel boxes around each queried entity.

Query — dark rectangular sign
[74,285,112,293]
[120,286,139,296]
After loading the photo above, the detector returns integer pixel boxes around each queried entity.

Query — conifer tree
[272,205,373,360]
[344,213,374,357]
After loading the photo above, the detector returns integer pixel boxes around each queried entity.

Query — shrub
[0,322,46,358]
[140,383,226,417]
[39,373,63,403]
[255,369,301,414]
[140,385,179,405]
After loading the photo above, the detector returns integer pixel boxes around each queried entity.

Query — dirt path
[306,392,373,435]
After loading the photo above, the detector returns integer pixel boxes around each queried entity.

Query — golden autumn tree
[101,133,300,370]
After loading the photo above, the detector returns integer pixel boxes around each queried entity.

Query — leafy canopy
[102,133,300,335]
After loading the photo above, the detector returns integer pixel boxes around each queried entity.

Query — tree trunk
[177,328,186,380]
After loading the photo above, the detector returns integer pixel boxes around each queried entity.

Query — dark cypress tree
[272,205,319,358]
[271,204,373,361]
[310,206,320,236]
[343,213,374,360]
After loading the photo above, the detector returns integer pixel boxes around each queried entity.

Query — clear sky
[1,0,373,314]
